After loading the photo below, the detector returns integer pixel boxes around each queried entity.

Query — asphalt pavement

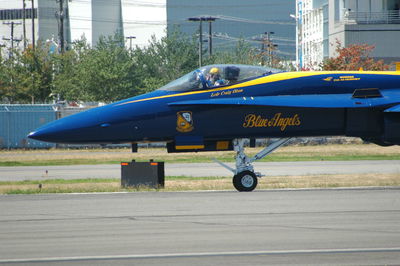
[0,188,400,265]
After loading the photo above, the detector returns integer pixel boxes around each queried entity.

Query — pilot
[206,67,225,87]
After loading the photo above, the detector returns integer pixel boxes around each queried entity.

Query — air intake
[352,88,382,98]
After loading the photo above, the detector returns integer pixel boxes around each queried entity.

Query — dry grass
[0,182,121,194]
[1,143,400,165]
[273,144,400,157]
[166,173,400,190]
[260,173,400,189]
[0,147,227,164]
[2,173,399,194]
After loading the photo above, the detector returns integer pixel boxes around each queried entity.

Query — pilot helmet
[209,67,220,75]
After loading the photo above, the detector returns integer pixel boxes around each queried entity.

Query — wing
[169,90,400,109]
[385,104,400,112]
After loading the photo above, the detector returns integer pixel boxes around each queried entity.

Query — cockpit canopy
[158,64,282,92]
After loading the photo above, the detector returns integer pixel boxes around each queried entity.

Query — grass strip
[2,144,400,167]
[1,174,399,194]
[2,154,400,167]
[0,176,222,186]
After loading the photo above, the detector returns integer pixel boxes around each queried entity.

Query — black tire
[233,171,258,192]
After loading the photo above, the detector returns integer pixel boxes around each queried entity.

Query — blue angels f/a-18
[29,64,400,191]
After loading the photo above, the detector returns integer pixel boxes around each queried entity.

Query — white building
[122,0,167,48]
[0,0,68,51]
[297,0,400,69]
[0,0,167,51]
[298,0,326,68]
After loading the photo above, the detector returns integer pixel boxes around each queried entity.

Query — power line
[68,15,295,30]
[69,16,166,25]
[71,0,288,9]
[212,33,295,56]
[214,15,295,25]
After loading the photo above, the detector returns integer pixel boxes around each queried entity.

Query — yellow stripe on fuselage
[175,145,205,150]
[117,71,400,106]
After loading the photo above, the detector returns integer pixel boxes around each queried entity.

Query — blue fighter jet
[29,64,400,191]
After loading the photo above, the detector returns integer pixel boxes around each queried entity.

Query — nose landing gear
[214,138,291,192]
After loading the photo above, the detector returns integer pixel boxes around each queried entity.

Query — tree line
[0,29,389,104]
[0,30,276,104]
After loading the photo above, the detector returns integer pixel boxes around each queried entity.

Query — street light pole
[290,13,300,70]
[208,20,213,56]
[126,36,136,51]
[199,19,203,66]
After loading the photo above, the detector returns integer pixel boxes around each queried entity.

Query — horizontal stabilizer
[169,91,400,108]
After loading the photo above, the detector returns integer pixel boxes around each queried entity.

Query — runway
[1,160,400,181]
[0,188,400,265]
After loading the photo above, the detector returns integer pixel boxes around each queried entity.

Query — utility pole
[290,14,299,69]
[56,0,65,53]
[3,22,22,58]
[208,19,214,56]
[0,44,6,59]
[188,16,218,67]
[22,0,27,49]
[199,19,203,66]
[266,32,272,65]
[126,36,136,51]
[264,32,277,66]
[31,0,35,50]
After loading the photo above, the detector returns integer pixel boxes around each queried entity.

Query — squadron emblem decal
[176,111,194,133]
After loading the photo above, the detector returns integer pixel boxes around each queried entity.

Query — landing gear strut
[214,138,291,192]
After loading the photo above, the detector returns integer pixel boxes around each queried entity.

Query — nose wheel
[213,138,291,192]
[233,171,258,192]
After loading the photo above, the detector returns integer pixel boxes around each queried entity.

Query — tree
[207,38,258,65]
[0,44,53,103]
[133,29,199,93]
[322,41,390,71]
[1,28,291,104]
[0,55,14,102]
[52,38,90,101]
[53,34,140,102]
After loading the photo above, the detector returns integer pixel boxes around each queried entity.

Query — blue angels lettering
[29,64,400,191]
[243,113,301,131]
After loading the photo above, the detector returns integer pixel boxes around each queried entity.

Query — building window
[0,8,37,21]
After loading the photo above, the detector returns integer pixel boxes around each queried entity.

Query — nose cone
[28,108,102,144]
[28,119,77,143]
[27,129,48,141]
